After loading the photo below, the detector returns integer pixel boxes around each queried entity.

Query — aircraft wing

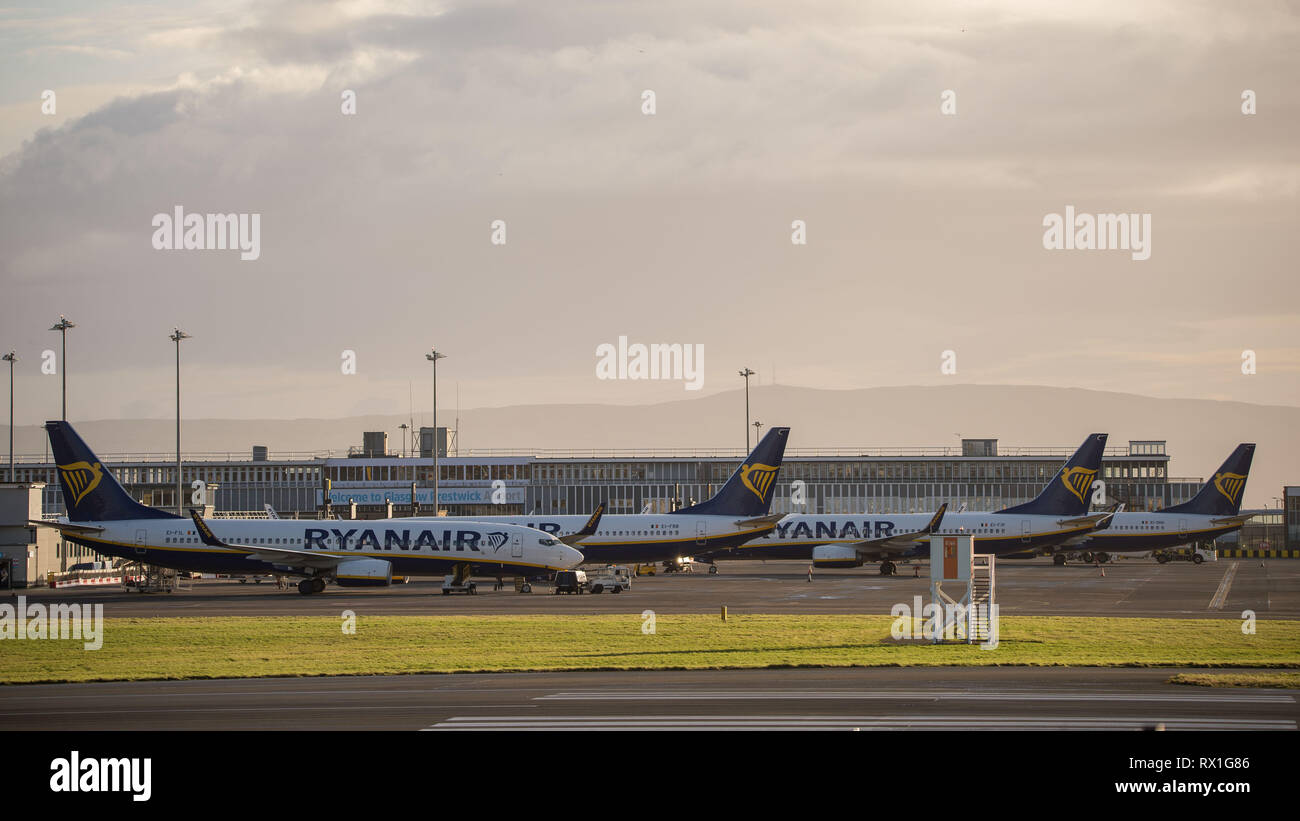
[1047,504,1123,550]
[842,503,947,558]
[29,519,105,534]
[189,509,341,570]
[1055,533,1096,548]
[1057,509,1117,530]
[561,502,605,546]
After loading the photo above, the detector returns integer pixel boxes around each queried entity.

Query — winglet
[922,502,948,534]
[561,502,605,546]
[189,508,226,548]
[1097,501,1124,531]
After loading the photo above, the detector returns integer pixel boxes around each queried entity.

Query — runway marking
[535,690,1294,703]
[1113,567,1164,607]
[1209,562,1240,610]
[425,715,1296,731]
[0,704,507,717]
[0,683,547,701]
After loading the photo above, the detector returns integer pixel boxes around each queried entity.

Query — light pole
[426,349,447,514]
[49,316,74,420]
[399,423,409,458]
[170,329,190,514]
[753,421,763,444]
[3,352,15,482]
[739,367,755,450]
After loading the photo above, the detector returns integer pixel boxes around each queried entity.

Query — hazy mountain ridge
[3,384,1296,507]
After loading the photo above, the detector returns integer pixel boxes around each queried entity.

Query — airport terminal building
[12,436,1200,520]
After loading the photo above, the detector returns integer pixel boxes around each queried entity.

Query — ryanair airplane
[710,433,1114,574]
[36,421,585,594]
[426,426,792,566]
[1053,444,1256,564]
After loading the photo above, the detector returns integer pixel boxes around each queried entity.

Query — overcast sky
[1,0,1296,424]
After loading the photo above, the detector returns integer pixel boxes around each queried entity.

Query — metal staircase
[968,554,995,641]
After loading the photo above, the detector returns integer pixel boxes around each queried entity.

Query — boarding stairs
[968,554,995,642]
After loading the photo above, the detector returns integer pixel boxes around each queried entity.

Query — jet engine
[812,545,863,569]
[334,558,393,587]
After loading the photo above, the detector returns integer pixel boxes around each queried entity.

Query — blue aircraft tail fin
[998,433,1108,516]
[45,421,179,521]
[673,427,790,517]
[1162,444,1255,516]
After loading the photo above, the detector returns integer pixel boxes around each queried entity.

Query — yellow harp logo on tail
[740,463,778,502]
[1213,472,1246,506]
[58,461,103,506]
[1059,466,1097,503]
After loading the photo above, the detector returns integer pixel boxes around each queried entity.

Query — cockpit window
[539,537,560,546]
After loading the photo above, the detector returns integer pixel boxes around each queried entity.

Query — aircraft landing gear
[297,577,327,595]
[708,565,719,575]
[1080,551,1095,564]
[1053,554,1067,566]
[879,561,896,576]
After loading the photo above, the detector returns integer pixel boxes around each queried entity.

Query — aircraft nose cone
[558,545,583,569]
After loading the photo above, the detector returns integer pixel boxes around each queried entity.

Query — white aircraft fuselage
[716,511,1102,565]
[59,516,583,579]
[413,512,776,565]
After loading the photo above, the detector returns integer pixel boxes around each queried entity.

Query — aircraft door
[512,533,523,559]
[696,521,707,546]
[1021,520,1031,544]
[1178,519,1187,535]
[135,528,148,555]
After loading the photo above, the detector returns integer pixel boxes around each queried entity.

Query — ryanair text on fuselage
[166,525,509,554]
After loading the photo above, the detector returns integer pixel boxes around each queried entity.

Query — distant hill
[4,384,1296,507]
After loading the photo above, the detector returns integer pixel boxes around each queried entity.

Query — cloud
[0,0,1296,422]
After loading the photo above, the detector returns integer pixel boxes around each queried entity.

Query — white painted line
[425,715,1296,731]
[0,704,487,717]
[1209,562,1240,610]
[536,690,1294,703]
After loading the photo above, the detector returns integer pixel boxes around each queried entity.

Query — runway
[1,667,1293,731]
[12,558,1300,619]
